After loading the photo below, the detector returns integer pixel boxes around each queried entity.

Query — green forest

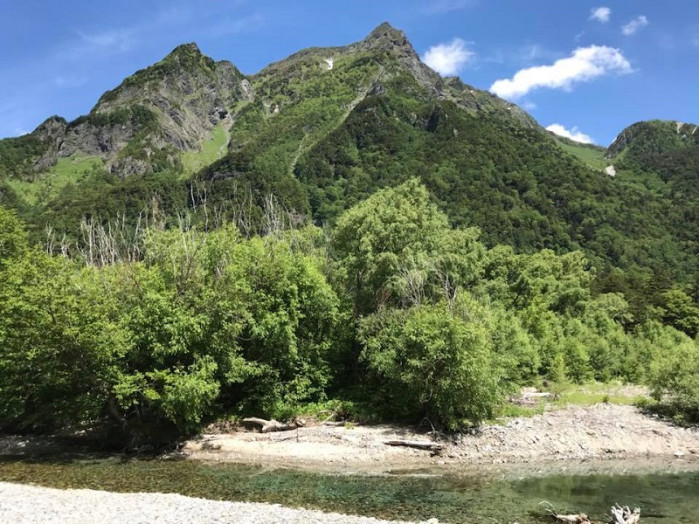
[1,180,697,445]
[0,26,698,448]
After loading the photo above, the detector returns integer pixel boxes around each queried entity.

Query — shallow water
[0,456,697,523]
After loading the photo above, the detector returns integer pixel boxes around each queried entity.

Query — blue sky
[1,0,698,145]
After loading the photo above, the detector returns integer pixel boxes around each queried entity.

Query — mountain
[0,44,252,179]
[606,120,699,163]
[0,23,696,287]
[605,120,699,200]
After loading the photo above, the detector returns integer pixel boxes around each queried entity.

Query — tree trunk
[242,417,304,433]
[384,439,444,452]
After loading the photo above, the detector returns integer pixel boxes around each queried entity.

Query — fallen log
[384,439,444,451]
[242,417,305,433]
[543,501,641,524]
[552,514,592,524]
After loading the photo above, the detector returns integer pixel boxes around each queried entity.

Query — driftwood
[610,505,640,524]
[552,515,591,524]
[322,421,346,427]
[510,391,553,406]
[384,439,444,452]
[544,502,641,524]
[242,417,305,433]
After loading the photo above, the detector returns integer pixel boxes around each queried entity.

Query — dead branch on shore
[552,514,591,523]
[609,505,640,524]
[510,391,553,406]
[384,439,444,452]
[242,417,306,433]
[541,501,641,524]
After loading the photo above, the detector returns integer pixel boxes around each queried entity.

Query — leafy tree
[661,288,699,338]
[359,302,501,428]
[649,332,699,423]
[332,179,449,315]
[0,207,28,268]
[0,255,126,431]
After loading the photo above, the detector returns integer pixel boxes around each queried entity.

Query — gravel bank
[0,482,413,524]
[186,404,699,472]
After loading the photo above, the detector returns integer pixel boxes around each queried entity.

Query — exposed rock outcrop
[33,43,253,176]
[24,23,538,178]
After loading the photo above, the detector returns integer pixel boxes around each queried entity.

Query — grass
[490,382,651,424]
[7,155,102,205]
[553,386,645,407]
[549,381,650,408]
[181,124,230,175]
[556,141,608,171]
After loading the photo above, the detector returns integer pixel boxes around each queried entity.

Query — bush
[649,334,699,423]
[359,303,502,429]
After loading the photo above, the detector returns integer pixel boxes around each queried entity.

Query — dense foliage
[1,182,697,442]
[0,134,49,179]
[0,29,697,437]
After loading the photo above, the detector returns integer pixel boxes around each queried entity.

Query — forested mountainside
[0,23,697,441]
[0,23,695,284]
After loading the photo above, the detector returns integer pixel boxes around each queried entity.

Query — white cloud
[590,7,611,23]
[621,16,649,36]
[489,45,632,99]
[546,123,594,144]
[521,100,537,111]
[422,38,474,75]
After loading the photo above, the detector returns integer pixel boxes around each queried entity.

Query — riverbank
[0,482,415,524]
[184,404,699,473]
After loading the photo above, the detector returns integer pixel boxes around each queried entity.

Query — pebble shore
[0,482,413,524]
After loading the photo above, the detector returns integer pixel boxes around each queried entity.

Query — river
[0,455,697,522]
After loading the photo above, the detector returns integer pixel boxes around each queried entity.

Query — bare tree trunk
[242,417,305,433]
[384,439,444,452]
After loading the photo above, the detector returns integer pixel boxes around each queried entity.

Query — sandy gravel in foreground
[0,482,417,524]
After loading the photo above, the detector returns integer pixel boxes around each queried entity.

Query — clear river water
[0,456,697,523]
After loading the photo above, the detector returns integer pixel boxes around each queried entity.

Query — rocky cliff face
[33,43,253,176]
[94,44,253,151]
[19,23,538,179]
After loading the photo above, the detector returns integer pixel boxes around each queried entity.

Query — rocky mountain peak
[358,22,424,67]
[159,42,212,71]
[33,116,67,138]
[361,22,411,50]
[167,42,202,56]
[26,42,252,177]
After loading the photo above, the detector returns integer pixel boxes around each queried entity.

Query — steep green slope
[606,120,699,166]
[551,135,607,171]
[194,25,692,282]
[197,23,541,219]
